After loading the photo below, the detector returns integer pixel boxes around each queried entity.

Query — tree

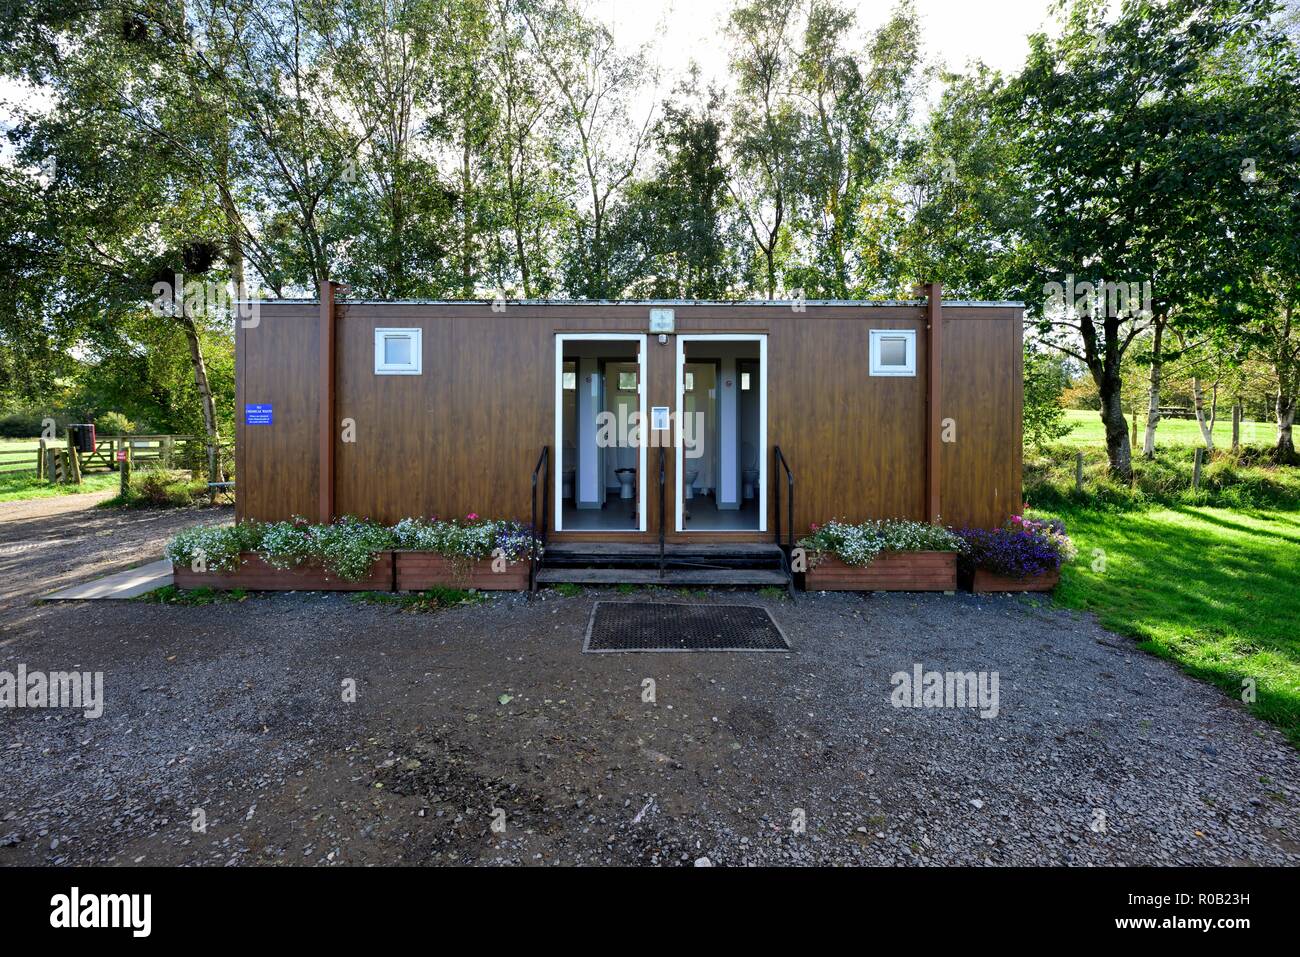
[605,74,744,299]
[1000,0,1283,479]
[1022,347,1073,450]
[892,66,1032,299]
[785,0,920,297]
[726,0,801,298]
[523,0,656,299]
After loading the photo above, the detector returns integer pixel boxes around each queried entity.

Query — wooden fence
[1,435,204,478]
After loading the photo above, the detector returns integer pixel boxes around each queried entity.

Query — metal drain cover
[583,601,791,653]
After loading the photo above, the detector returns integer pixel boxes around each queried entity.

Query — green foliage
[92,411,136,435]
[551,582,583,597]
[1025,444,1300,511]
[1022,348,1072,450]
[137,585,250,606]
[102,467,207,509]
[0,408,55,438]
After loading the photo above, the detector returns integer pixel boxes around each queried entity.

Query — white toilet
[616,468,636,499]
[742,442,759,500]
[684,468,699,500]
[614,446,636,500]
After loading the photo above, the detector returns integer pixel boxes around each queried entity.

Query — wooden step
[543,542,786,569]
[545,542,784,558]
[535,567,791,587]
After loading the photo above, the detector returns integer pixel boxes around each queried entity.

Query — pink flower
[809,523,821,532]
[466,512,479,521]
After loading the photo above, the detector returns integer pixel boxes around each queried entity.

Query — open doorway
[555,334,647,532]
[676,335,766,532]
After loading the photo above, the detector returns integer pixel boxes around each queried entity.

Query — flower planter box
[172,552,393,591]
[804,551,957,592]
[394,551,529,591]
[969,568,1060,593]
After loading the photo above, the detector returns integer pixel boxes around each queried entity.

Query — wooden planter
[970,568,1060,593]
[172,552,393,591]
[394,551,529,591]
[804,551,957,592]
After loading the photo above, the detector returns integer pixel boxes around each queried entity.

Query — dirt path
[0,494,232,635]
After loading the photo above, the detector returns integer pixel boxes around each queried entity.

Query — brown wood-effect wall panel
[237,309,320,521]
[766,317,928,535]
[939,314,1023,528]
[235,301,1020,535]
[334,308,553,524]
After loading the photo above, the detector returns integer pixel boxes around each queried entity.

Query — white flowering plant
[390,515,535,564]
[798,518,964,568]
[167,514,536,583]
[165,522,264,573]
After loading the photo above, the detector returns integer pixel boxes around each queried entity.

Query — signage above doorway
[648,308,675,334]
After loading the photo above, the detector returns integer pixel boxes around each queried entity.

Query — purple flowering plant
[956,514,1076,579]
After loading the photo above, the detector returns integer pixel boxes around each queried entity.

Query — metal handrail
[529,445,549,593]
[658,446,666,576]
[774,445,794,552]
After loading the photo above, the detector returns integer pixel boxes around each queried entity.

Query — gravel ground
[1,500,1297,867]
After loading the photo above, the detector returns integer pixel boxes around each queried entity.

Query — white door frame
[554,333,647,532]
[675,334,767,533]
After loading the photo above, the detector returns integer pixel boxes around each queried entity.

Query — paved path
[42,559,174,600]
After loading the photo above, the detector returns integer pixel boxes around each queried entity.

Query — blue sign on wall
[244,404,273,426]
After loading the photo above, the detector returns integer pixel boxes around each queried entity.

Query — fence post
[120,443,132,497]
[1075,451,1084,492]
[1192,448,1203,491]
[37,439,46,479]
[1130,405,1138,449]
[1231,401,1241,451]
[65,431,82,484]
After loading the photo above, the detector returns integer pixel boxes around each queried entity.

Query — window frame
[374,327,422,375]
[868,329,917,377]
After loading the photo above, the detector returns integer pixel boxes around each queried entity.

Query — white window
[740,372,752,390]
[374,328,422,375]
[869,329,916,376]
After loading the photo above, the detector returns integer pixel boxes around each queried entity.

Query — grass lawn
[1047,503,1300,746]
[1062,408,1277,448]
[0,471,120,502]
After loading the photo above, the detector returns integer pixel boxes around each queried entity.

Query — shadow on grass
[1053,504,1300,746]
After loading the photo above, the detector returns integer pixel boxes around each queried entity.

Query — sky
[590,0,1063,106]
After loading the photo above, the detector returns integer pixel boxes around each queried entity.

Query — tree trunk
[1191,376,1215,452]
[1098,373,1133,479]
[1278,391,1297,463]
[1142,317,1164,458]
[177,310,222,485]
